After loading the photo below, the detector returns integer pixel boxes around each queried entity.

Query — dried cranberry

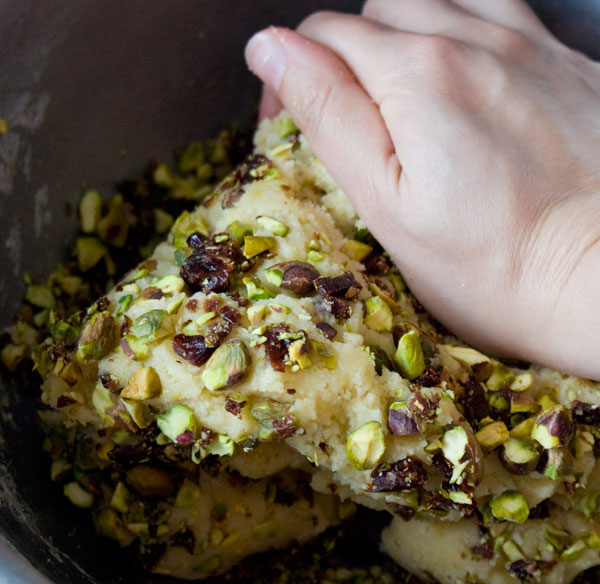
[316,321,337,340]
[367,458,428,492]
[172,334,214,366]
[458,376,490,425]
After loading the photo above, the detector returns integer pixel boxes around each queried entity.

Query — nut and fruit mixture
[4,112,600,583]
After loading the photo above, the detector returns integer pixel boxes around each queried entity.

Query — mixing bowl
[1,1,598,582]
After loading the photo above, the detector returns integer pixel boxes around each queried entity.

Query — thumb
[245,26,401,232]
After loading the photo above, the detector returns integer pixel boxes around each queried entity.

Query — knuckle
[297,10,337,35]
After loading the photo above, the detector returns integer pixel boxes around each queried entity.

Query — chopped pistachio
[572,430,594,459]
[243,277,274,301]
[96,509,135,546]
[586,532,600,550]
[91,383,117,424]
[560,540,587,561]
[490,491,530,524]
[388,402,420,436]
[489,393,510,411]
[110,482,131,513]
[537,394,557,411]
[442,425,482,484]
[501,540,524,562]
[510,372,535,392]
[0,118,7,135]
[308,239,322,252]
[243,235,276,259]
[122,335,149,360]
[77,312,118,361]
[153,274,185,295]
[79,189,102,233]
[441,345,493,381]
[364,296,393,332]
[510,393,539,414]
[76,237,107,272]
[531,405,575,449]
[174,479,201,509]
[499,438,539,475]
[364,345,394,376]
[116,294,133,316]
[154,208,174,234]
[307,250,324,262]
[178,141,205,173]
[253,520,277,540]
[63,482,94,508]
[156,404,196,443]
[1,343,27,372]
[346,421,386,470]
[97,194,128,247]
[447,490,473,505]
[268,302,291,315]
[167,297,184,315]
[394,330,425,380]
[25,284,55,309]
[204,434,235,457]
[126,465,175,497]
[256,215,288,236]
[578,491,600,519]
[227,220,253,246]
[310,340,337,370]
[121,367,162,400]
[128,268,149,282]
[122,399,153,428]
[170,210,209,238]
[485,361,515,391]
[246,304,266,327]
[130,309,170,342]
[262,268,283,287]
[389,273,406,297]
[341,240,373,262]
[288,338,312,369]
[475,421,509,450]
[50,458,73,481]
[279,115,298,138]
[202,340,249,391]
[199,556,220,573]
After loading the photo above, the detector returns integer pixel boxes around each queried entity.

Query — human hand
[244,0,600,379]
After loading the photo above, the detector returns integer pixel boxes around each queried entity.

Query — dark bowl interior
[0,1,598,582]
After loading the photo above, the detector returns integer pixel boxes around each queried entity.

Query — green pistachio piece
[77,312,118,361]
[489,393,510,411]
[447,490,473,505]
[91,383,117,424]
[156,404,196,443]
[25,284,55,309]
[490,491,530,524]
[394,330,425,380]
[122,335,149,360]
[310,340,337,370]
[243,277,274,301]
[192,434,235,462]
[121,367,162,400]
[79,189,102,233]
[126,465,176,497]
[96,509,135,546]
[389,273,406,297]
[153,274,185,295]
[560,540,587,561]
[341,239,373,262]
[364,296,393,332]
[76,237,107,272]
[0,343,27,372]
[63,482,94,508]
[122,399,153,428]
[109,482,131,513]
[442,425,482,484]
[170,210,209,238]
[202,340,249,391]
[364,345,394,376]
[262,268,283,287]
[475,421,509,450]
[510,393,540,414]
[485,361,515,391]
[499,438,539,475]
[307,250,324,262]
[130,309,170,342]
[441,345,493,381]
[227,221,253,246]
[116,294,133,316]
[288,338,312,370]
[531,405,575,449]
[537,394,557,411]
[154,208,174,234]
[243,235,276,259]
[178,141,205,173]
[279,115,298,138]
[346,421,386,471]
[174,478,201,509]
[256,215,288,236]
[501,540,524,562]
[97,194,128,247]
[578,491,600,519]
[510,372,535,392]
[572,430,595,459]
[586,532,600,550]
[250,401,296,440]
[253,520,277,540]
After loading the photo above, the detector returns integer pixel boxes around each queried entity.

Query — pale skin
[244,0,600,380]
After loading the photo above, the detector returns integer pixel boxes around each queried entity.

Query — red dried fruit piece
[366,458,428,492]
[172,334,214,366]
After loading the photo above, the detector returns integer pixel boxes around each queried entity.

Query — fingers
[450,0,549,36]
[362,0,477,36]
[258,85,283,121]
[245,27,401,231]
